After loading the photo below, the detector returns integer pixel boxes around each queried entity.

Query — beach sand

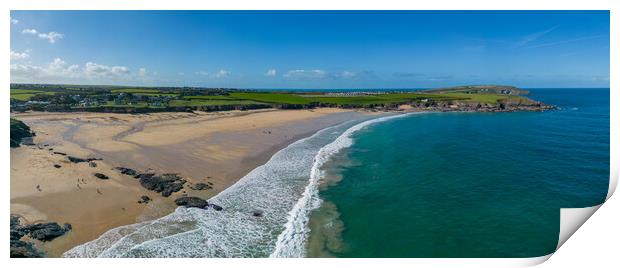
[10,108,367,257]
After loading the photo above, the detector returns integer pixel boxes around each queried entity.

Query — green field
[111,88,163,94]
[441,93,521,104]
[10,89,56,101]
[182,95,239,100]
[224,92,469,106]
[228,92,314,105]
[169,99,263,107]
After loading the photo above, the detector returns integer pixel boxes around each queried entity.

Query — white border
[3,1,617,267]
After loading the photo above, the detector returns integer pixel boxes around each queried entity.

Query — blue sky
[10,11,609,89]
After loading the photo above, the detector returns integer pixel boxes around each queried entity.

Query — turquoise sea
[308,88,610,257]
[65,88,609,258]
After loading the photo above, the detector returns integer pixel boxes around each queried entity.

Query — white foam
[270,112,417,257]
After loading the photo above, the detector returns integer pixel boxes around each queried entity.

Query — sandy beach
[10,108,367,257]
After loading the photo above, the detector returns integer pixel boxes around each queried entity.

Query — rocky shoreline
[400,98,555,113]
[10,215,72,258]
[113,166,222,210]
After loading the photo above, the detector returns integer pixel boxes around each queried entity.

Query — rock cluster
[10,215,72,257]
[190,182,213,190]
[174,196,209,208]
[67,156,102,164]
[174,197,223,211]
[138,195,151,204]
[93,173,109,180]
[115,167,138,176]
[136,173,186,197]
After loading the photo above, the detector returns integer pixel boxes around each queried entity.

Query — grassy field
[10,89,56,101]
[225,92,473,106]
[182,95,239,100]
[111,88,163,94]
[441,93,521,104]
[169,99,263,107]
[228,92,314,105]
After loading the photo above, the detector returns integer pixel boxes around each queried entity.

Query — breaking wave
[270,112,416,257]
[63,113,416,258]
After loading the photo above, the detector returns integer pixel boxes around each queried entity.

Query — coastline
[10,108,371,257]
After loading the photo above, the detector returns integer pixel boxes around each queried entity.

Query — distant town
[10,83,549,113]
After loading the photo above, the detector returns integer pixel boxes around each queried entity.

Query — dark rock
[10,118,35,148]
[190,183,212,190]
[138,195,151,204]
[139,173,186,197]
[87,157,102,161]
[174,196,208,209]
[93,173,109,180]
[209,204,223,211]
[134,172,154,180]
[252,210,264,217]
[89,162,97,168]
[53,164,61,168]
[23,222,72,242]
[115,167,138,176]
[67,156,88,163]
[10,239,43,258]
[53,151,67,156]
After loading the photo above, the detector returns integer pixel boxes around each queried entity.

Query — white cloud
[38,32,64,43]
[11,58,80,82]
[265,69,277,77]
[21,28,64,43]
[283,69,328,79]
[22,28,38,34]
[214,69,231,78]
[10,17,18,24]
[10,58,150,84]
[138,68,147,76]
[85,62,130,78]
[10,50,30,60]
[339,71,357,79]
[196,70,230,78]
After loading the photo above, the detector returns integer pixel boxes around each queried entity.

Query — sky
[10,11,610,89]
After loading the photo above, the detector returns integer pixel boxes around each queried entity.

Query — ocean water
[64,88,609,258]
[307,88,610,258]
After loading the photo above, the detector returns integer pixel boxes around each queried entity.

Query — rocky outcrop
[190,183,212,190]
[67,156,102,164]
[25,222,72,242]
[67,156,88,163]
[10,118,35,148]
[10,215,71,257]
[209,204,223,211]
[93,173,109,180]
[138,173,186,197]
[138,195,151,204]
[174,197,209,209]
[115,167,138,176]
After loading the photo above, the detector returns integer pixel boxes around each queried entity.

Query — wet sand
[10,108,367,257]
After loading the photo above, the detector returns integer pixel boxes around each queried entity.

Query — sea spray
[270,112,418,257]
